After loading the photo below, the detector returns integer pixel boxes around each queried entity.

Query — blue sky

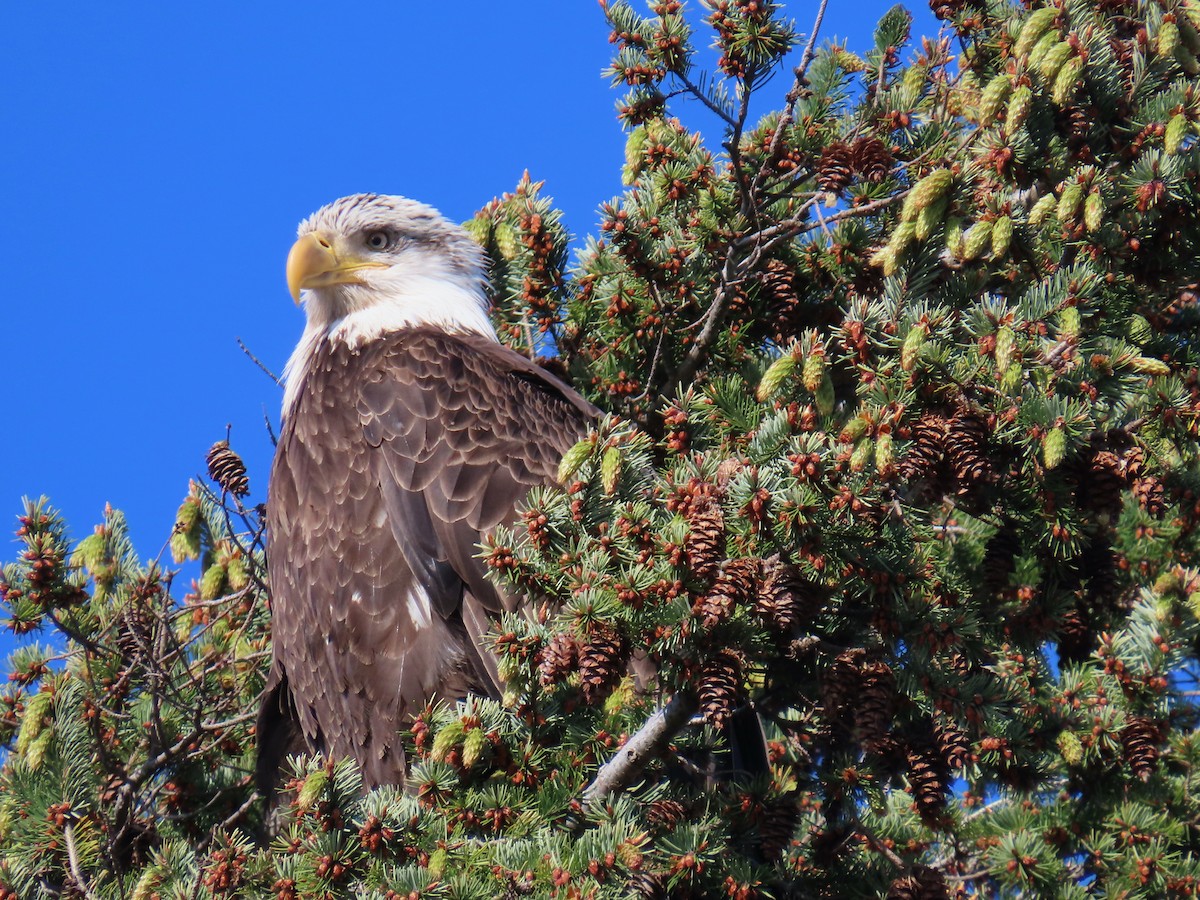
[1,1,936,633]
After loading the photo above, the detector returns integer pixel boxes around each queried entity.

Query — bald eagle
[255,194,595,791]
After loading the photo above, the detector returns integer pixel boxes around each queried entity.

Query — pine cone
[538,633,579,686]
[907,744,950,824]
[1132,474,1166,517]
[206,440,250,497]
[888,866,951,900]
[855,661,896,750]
[627,871,669,899]
[578,627,627,705]
[1057,607,1094,664]
[817,141,855,194]
[645,798,689,831]
[851,136,893,184]
[698,649,743,730]
[759,258,806,339]
[934,716,972,771]
[692,558,759,630]
[1121,717,1162,781]
[759,797,800,858]
[1079,450,1125,519]
[981,525,1020,593]
[928,0,970,21]
[900,414,948,482]
[944,409,991,489]
[684,490,726,583]
[755,560,827,632]
[823,648,867,722]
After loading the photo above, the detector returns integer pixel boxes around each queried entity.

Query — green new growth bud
[839,415,870,444]
[171,496,203,563]
[1027,31,1059,78]
[833,48,868,72]
[870,244,897,274]
[995,325,1016,372]
[1039,41,1074,83]
[1127,356,1171,376]
[1083,191,1104,233]
[557,436,594,483]
[1058,181,1084,225]
[850,439,874,472]
[431,719,465,762]
[296,768,329,810]
[901,324,928,371]
[16,689,53,757]
[1159,20,1181,58]
[623,127,649,184]
[26,728,53,771]
[757,353,797,402]
[1167,113,1190,154]
[1175,42,1200,75]
[901,169,953,222]
[815,372,836,415]
[1029,193,1057,227]
[944,217,965,256]
[979,74,1013,124]
[991,215,1014,259]
[887,221,918,260]
[200,563,228,601]
[802,352,826,393]
[493,223,519,261]
[1128,314,1153,344]
[131,868,164,900]
[962,220,993,260]
[226,555,249,592]
[1059,306,1081,339]
[1057,730,1083,766]
[1052,57,1084,105]
[461,727,487,769]
[1043,427,1066,470]
[601,446,622,494]
[72,532,106,574]
[1005,85,1034,132]
[1014,7,1058,59]
[429,847,448,878]
[915,197,948,242]
[875,431,895,475]
[1001,361,1023,393]
[461,217,491,247]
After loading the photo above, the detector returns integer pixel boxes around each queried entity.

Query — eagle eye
[364,231,391,251]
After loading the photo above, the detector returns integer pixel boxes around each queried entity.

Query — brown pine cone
[817,141,855,194]
[206,440,250,497]
[759,797,800,858]
[851,136,893,184]
[578,627,628,705]
[698,649,743,730]
[981,525,1020,593]
[692,558,760,630]
[627,871,669,899]
[645,798,689,831]
[823,647,867,722]
[1057,607,1094,664]
[755,560,827,633]
[888,866,951,900]
[538,632,579,686]
[759,258,807,339]
[900,413,948,482]
[855,661,896,750]
[1132,474,1166,517]
[1080,450,1126,519]
[934,716,972,771]
[907,744,951,824]
[1121,717,1162,781]
[684,490,726,583]
[944,408,991,489]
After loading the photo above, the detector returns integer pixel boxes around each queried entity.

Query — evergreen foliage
[5,0,1200,895]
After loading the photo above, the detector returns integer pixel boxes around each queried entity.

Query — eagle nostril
[317,236,332,249]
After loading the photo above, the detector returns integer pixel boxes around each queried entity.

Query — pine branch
[582,691,698,812]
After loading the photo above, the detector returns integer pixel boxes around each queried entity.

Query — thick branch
[582,691,698,812]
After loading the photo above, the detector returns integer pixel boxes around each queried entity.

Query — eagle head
[285,193,491,338]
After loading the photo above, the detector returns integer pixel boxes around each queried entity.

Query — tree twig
[64,822,101,900]
[237,337,282,387]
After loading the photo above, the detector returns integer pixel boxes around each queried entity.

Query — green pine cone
[1005,85,1034,132]
[1039,41,1074,83]
[902,169,953,222]
[1058,181,1084,225]
[757,353,797,402]
[1052,57,1084,105]
[901,324,928,371]
[601,446,623,494]
[962,220,993,260]
[979,74,1012,124]
[1014,7,1058,58]
[1083,191,1104,233]
[1166,113,1190,154]
[990,215,1013,259]
[1043,427,1066,470]
[1029,193,1057,227]
[1159,20,1181,58]
[296,768,329,810]
[802,352,826,393]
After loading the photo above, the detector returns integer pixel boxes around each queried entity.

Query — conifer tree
[5,0,1200,896]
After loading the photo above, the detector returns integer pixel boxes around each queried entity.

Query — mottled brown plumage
[256,195,596,792]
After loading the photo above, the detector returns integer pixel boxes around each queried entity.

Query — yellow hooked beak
[286,231,389,303]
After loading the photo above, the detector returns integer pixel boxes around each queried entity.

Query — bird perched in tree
[255,194,596,791]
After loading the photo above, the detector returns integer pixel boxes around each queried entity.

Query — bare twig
[237,337,282,387]
[582,691,699,812]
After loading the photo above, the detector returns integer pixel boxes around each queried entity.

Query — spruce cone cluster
[692,558,759,629]
[578,627,627,704]
[900,407,994,499]
[698,648,743,729]
[205,440,250,497]
[1121,717,1162,781]
[887,865,951,900]
[1121,446,1165,517]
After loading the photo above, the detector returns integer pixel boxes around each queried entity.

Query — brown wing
[258,327,594,790]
